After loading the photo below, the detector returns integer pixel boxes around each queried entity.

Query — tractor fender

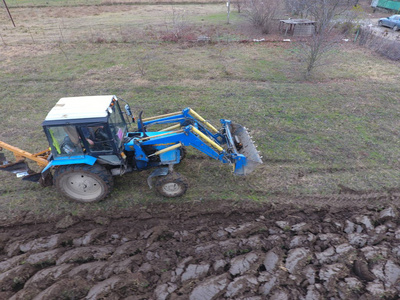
[41,155,97,174]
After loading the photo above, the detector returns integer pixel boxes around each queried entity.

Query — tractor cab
[42,95,128,166]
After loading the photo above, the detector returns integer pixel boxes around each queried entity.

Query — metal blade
[22,172,42,182]
[0,160,32,178]
[230,123,263,175]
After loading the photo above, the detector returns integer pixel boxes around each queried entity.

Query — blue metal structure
[1,95,262,203]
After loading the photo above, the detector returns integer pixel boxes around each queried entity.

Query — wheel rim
[60,172,104,201]
[161,182,182,197]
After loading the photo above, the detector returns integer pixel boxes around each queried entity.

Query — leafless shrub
[358,27,400,61]
[132,47,155,77]
[160,6,193,41]
[335,4,366,35]
[242,0,284,34]
[287,0,358,79]
[292,30,340,79]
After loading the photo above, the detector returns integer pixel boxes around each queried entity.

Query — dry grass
[0,4,230,45]
[1,2,400,215]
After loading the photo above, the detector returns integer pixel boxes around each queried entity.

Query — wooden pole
[2,0,16,27]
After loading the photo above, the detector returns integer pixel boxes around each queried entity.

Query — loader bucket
[229,123,263,175]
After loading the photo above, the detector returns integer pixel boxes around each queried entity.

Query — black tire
[155,172,188,198]
[394,25,399,31]
[378,20,382,26]
[53,164,113,203]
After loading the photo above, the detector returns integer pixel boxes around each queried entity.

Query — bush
[242,0,284,34]
[358,27,400,61]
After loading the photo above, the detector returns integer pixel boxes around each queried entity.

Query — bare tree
[285,0,358,31]
[287,0,358,79]
[307,0,358,33]
[294,30,338,79]
[233,0,244,13]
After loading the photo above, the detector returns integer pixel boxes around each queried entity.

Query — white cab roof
[44,95,116,121]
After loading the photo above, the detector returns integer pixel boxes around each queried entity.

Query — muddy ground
[0,199,399,299]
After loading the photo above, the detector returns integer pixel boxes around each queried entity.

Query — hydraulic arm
[134,108,262,175]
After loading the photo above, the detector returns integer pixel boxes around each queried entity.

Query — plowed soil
[1,199,399,299]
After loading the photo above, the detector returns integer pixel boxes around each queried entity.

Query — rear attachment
[0,155,31,177]
[0,141,50,182]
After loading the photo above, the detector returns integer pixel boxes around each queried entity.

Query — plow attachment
[0,141,49,182]
[0,156,32,178]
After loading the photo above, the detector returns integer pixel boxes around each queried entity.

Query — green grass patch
[1,4,400,217]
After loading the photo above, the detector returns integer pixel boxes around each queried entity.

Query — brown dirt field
[0,200,399,299]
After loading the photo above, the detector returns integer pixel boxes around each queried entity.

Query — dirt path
[0,199,399,299]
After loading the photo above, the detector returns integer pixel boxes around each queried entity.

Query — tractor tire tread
[155,172,188,198]
[53,164,113,203]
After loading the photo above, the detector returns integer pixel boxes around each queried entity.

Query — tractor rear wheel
[155,172,188,198]
[54,164,113,203]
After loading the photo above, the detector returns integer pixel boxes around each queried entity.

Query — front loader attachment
[137,108,263,176]
[222,121,263,175]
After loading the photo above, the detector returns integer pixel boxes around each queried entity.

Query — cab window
[79,125,113,153]
[46,126,83,157]
[109,102,127,148]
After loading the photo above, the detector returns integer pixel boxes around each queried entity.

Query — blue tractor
[0,95,262,203]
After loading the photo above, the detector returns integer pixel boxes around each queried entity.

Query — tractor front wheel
[54,164,113,203]
[155,172,188,198]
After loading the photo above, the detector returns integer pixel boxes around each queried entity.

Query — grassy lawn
[1,2,400,215]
